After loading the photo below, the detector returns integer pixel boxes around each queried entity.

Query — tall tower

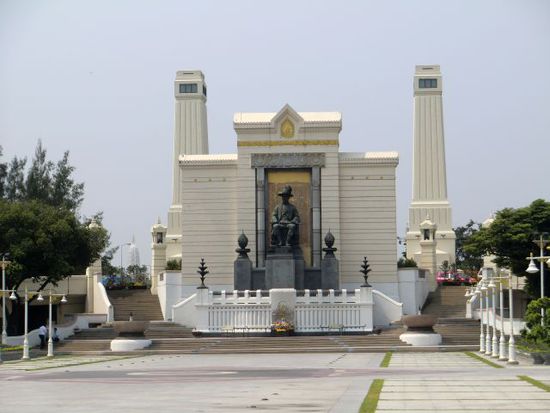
[166,70,209,258]
[406,65,456,266]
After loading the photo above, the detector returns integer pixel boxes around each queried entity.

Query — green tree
[465,199,550,297]
[0,200,109,292]
[0,141,84,210]
[454,220,483,276]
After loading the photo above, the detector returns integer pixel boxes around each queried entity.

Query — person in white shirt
[38,323,47,349]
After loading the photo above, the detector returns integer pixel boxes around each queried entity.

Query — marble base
[110,338,152,352]
[399,332,442,346]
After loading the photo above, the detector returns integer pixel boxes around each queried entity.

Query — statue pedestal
[266,247,295,289]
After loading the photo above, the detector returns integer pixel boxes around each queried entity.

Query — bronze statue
[271,185,300,246]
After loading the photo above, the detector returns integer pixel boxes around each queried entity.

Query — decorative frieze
[250,153,326,169]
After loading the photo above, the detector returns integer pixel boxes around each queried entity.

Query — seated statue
[271,185,300,247]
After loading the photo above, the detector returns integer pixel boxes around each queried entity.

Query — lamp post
[498,276,507,361]
[45,289,67,358]
[525,233,550,322]
[489,277,499,358]
[9,287,52,360]
[1,253,10,345]
[477,282,485,353]
[507,270,518,364]
[481,281,491,355]
[0,289,15,363]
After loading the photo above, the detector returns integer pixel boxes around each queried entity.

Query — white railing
[95,282,114,322]
[208,304,271,332]
[191,287,376,334]
[172,293,197,326]
[373,290,403,326]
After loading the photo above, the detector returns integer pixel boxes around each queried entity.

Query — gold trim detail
[280,118,295,138]
[238,139,338,147]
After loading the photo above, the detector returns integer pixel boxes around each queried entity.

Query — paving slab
[1,352,550,412]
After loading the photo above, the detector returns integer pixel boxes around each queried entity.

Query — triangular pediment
[271,104,304,126]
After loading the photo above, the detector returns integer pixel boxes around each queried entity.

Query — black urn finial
[236,231,251,258]
[360,256,372,287]
[197,258,209,289]
[322,230,337,257]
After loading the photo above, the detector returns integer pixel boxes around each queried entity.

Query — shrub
[165,259,182,270]
[521,297,550,345]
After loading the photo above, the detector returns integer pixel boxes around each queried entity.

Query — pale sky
[1,0,549,268]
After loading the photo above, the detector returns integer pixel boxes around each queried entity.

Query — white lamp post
[1,253,10,345]
[477,282,485,353]
[489,278,499,358]
[0,288,15,363]
[507,270,518,364]
[45,289,67,358]
[525,233,550,322]
[9,287,52,360]
[482,282,491,355]
[22,288,30,360]
[498,278,507,361]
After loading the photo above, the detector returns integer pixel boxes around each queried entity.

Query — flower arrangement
[272,320,294,333]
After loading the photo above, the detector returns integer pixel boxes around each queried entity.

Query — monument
[151,67,453,315]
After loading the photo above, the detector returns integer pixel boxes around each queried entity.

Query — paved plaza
[1,352,549,412]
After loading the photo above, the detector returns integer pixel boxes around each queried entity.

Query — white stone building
[152,70,405,301]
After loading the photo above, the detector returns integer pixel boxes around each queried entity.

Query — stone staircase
[422,285,479,346]
[107,289,164,321]
[51,285,479,355]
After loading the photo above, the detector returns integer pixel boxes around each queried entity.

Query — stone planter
[110,321,151,352]
[399,314,441,346]
[112,321,149,338]
[401,314,438,331]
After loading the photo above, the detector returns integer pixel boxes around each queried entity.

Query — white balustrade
[191,287,375,334]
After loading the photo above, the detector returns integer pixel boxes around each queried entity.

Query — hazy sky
[1,0,549,268]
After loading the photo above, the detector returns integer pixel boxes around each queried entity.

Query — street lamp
[44,288,68,358]
[8,287,61,360]
[498,275,507,361]
[506,270,518,364]
[1,252,10,345]
[481,281,491,355]
[488,277,498,358]
[525,233,550,321]
[475,282,485,353]
[0,288,15,364]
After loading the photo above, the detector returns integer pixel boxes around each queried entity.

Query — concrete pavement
[0,352,549,412]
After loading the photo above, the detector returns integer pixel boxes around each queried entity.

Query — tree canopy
[464,199,550,297]
[0,142,109,292]
[0,200,108,291]
[0,141,84,210]
[454,220,483,276]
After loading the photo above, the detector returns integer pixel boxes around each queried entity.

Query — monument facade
[151,73,401,299]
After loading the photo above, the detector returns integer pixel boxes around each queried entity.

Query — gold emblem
[280,118,295,138]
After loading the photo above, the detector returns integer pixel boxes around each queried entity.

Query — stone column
[419,216,438,292]
[256,167,266,267]
[194,287,210,332]
[359,286,374,331]
[311,167,321,267]
[85,258,102,313]
[151,220,167,295]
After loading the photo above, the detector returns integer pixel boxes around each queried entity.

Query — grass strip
[518,375,550,392]
[0,345,23,352]
[464,351,504,368]
[358,379,384,413]
[380,351,392,367]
